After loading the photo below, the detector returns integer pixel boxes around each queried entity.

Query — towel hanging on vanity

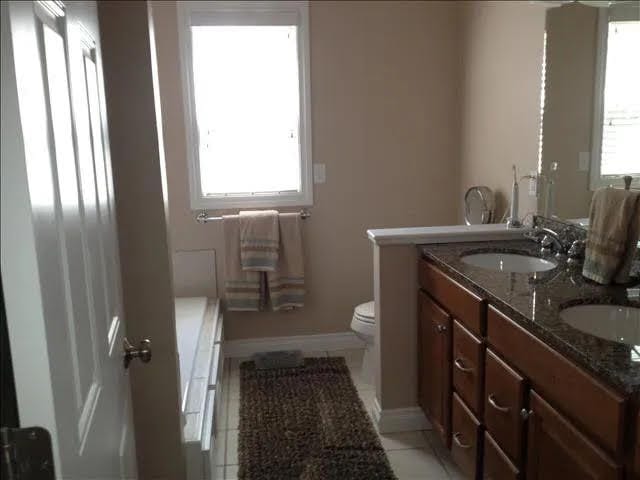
[582,187,640,285]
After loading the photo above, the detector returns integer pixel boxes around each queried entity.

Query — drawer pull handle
[454,358,473,373]
[436,324,447,333]
[452,432,472,449]
[487,394,510,413]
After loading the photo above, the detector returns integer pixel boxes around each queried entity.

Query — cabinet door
[418,290,452,447]
[526,391,622,480]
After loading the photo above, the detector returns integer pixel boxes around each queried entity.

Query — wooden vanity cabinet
[418,257,635,479]
[526,391,622,480]
[418,289,452,447]
[487,305,626,457]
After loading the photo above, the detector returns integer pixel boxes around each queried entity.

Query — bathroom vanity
[417,239,639,479]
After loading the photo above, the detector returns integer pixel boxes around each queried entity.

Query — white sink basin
[460,252,557,273]
[560,304,640,345]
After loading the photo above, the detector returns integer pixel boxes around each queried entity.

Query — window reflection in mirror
[538,2,639,221]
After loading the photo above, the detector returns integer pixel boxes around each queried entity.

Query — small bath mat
[238,357,397,479]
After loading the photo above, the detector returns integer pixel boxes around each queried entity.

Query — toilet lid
[354,301,375,321]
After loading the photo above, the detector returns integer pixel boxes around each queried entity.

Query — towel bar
[195,209,311,224]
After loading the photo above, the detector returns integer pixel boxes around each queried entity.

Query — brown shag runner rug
[238,357,397,480]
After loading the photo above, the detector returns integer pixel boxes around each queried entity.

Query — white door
[1,1,137,478]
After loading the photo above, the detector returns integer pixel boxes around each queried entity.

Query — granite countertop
[420,240,640,395]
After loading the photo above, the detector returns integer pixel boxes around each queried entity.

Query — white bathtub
[174,296,224,480]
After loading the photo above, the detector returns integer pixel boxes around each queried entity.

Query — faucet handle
[568,239,586,258]
[567,239,586,266]
[524,226,542,242]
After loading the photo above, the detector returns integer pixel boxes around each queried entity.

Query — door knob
[123,338,152,369]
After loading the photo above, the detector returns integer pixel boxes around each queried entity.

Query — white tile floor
[215,349,464,480]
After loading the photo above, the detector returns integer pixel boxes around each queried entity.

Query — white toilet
[350,300,375,386]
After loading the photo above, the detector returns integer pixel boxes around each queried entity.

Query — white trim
[590,8,609,191]
[224,332,364,358]
[372,398,432,434]
[176,1,313,211]
[590,7,640,191]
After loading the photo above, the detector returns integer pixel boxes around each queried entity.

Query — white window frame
[590,7,640,190]
[177,1,313,210]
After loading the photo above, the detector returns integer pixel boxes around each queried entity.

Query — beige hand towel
[223,215,262,311]
[267,213,305,311]
[582,187,640,284]
[239,210,279,272]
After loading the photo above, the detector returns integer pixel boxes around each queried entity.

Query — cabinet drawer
[483,432,520,480]
[453,320,484,417]
[487,306,626,456]
[452,392,482,479]
[484,349,525,465]
[419,258,486,336]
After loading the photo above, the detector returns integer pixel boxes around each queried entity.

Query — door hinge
[1,427,55,480]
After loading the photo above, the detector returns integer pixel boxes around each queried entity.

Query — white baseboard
[372,398,431,434]
[224,331,364,358]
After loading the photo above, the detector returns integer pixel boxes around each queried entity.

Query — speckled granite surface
[420,239,640,395]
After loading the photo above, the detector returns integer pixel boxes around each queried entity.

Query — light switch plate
[313,164,326,184]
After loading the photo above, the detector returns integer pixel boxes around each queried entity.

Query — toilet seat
[350,301,375,387]
[353,301,375,324]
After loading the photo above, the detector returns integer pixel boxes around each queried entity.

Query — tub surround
[421,240,640,394]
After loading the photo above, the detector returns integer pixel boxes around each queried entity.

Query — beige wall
[458,1,546,222]
[540,4,598,219]
[375,0,548,411]
[153,1,463,340]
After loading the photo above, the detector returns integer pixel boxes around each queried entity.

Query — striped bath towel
[239,210,279,272]
[223,215,262,311]
[268,213,305,310]
[582,187,640,284]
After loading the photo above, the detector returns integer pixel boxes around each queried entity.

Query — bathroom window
[178,1,312,210]
[590,7,640,189]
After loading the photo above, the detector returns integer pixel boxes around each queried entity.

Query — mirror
[538,2,639,222]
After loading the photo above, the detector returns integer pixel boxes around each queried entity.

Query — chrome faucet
[525,226,568,259]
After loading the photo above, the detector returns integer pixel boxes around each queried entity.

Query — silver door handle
[487,394,510,413]
[123,338,152,369]
[454,357,473,373]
